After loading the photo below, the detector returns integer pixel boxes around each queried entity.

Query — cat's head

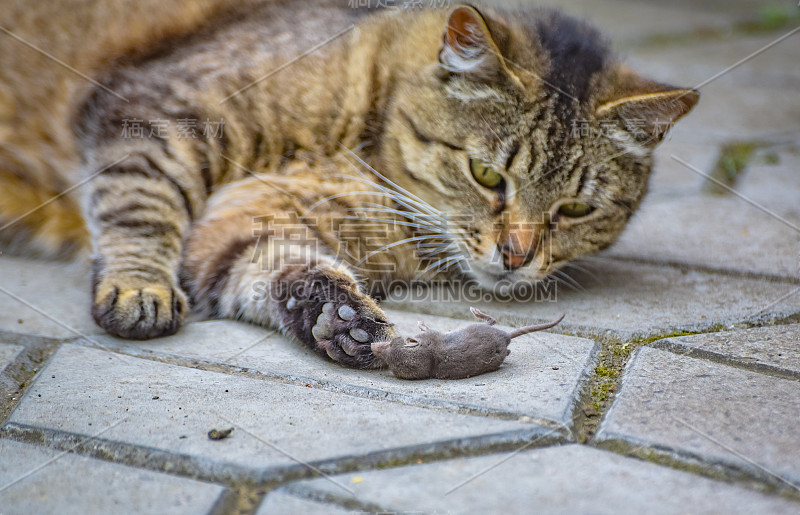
[379,5,698,288]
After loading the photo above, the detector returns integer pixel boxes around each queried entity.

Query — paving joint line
[568,339,608,444]
[0,421,567,494]
[563,322,786,444]
[0,422,267,489]
[601,255,800,286]
[650,340,800,383]
[594,437,800,504]
[281,484,390,514]
[0,330,83,347]
[208,488,252,515]
[570,338,636,444]
[0,337,64,425]
[72,340,568,430]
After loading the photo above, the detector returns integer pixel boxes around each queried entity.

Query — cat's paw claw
[92,277,187,339]
[340,338,360,357]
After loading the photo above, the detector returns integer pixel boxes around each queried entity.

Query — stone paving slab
[607,192,800,279]
[652,324,800,378]
[608,146,800,279]
[6,344,542,476]
[596,347,800,485]
[0,2,795,513]
[91,311,596,424]
[629,32,800,93]
[0,343,24,409]
[626,32,800,144]
[384,259,800,339]
[0,343,23,374]
[0,257,96,339]
[605,26,800,279]
[739,147,800,219]
[0,439,224,515]
[518,0,757,45]
[276,444,800,514]
[646,141,719,198]
[256,490,351,515]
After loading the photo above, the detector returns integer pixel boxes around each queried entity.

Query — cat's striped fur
[0,1,697,368]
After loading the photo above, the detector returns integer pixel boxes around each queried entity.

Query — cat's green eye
[470,159,503,189]
[558,202,595,218]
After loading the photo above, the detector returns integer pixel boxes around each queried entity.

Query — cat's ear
[438,5,503,78]
[596,67,699,147]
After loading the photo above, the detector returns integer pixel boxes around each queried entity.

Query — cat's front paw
[276,264,395,368]
[92,275,187,339]
[307,300,395,368]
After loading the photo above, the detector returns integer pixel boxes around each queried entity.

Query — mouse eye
[404,338,420,348]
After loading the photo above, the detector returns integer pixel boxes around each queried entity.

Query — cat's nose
[497,243,535,271]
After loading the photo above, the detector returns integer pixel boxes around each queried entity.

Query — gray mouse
[371,308,565,380]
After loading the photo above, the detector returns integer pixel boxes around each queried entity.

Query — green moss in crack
[763,152,780,165]
[634,330,702,346]
[591,382,616,402]
[595,366,617,377]
[704,142,760,195]
[758,6,792,30]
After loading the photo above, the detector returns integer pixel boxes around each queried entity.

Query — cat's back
[0,0,242,191]
[0,0,367,257]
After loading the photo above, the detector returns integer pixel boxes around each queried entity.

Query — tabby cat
[0,1,698,368]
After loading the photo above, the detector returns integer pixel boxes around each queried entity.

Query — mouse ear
[404,337,420,348]
[470,307,497,325]
[418,321,429,332]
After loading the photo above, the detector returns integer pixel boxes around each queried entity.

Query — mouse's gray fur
[371,309,565,380]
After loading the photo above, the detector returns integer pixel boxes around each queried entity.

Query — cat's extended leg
[182,182,396,368]
[77,53,242,338]
[79,102,232,339]
[84,147,198,339]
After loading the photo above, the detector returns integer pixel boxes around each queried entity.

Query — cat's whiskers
[348,204,446,231]
[550,269,585,292]
[341,214,440,234]
[415,253,466,280]
[416,242,456,252]
[415,246,458,263]
[356,234,460,267]
[308,189,433,220]
[326,172,445,224]
[337,143,435,210]
[324,147,475,269]
[334,192,466,267]
[344,201,456,239]
[561,260,600,283]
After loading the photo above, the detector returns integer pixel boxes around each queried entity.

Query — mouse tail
[508,313,566,338]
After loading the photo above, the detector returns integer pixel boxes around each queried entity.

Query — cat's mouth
[462,245,549,287]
